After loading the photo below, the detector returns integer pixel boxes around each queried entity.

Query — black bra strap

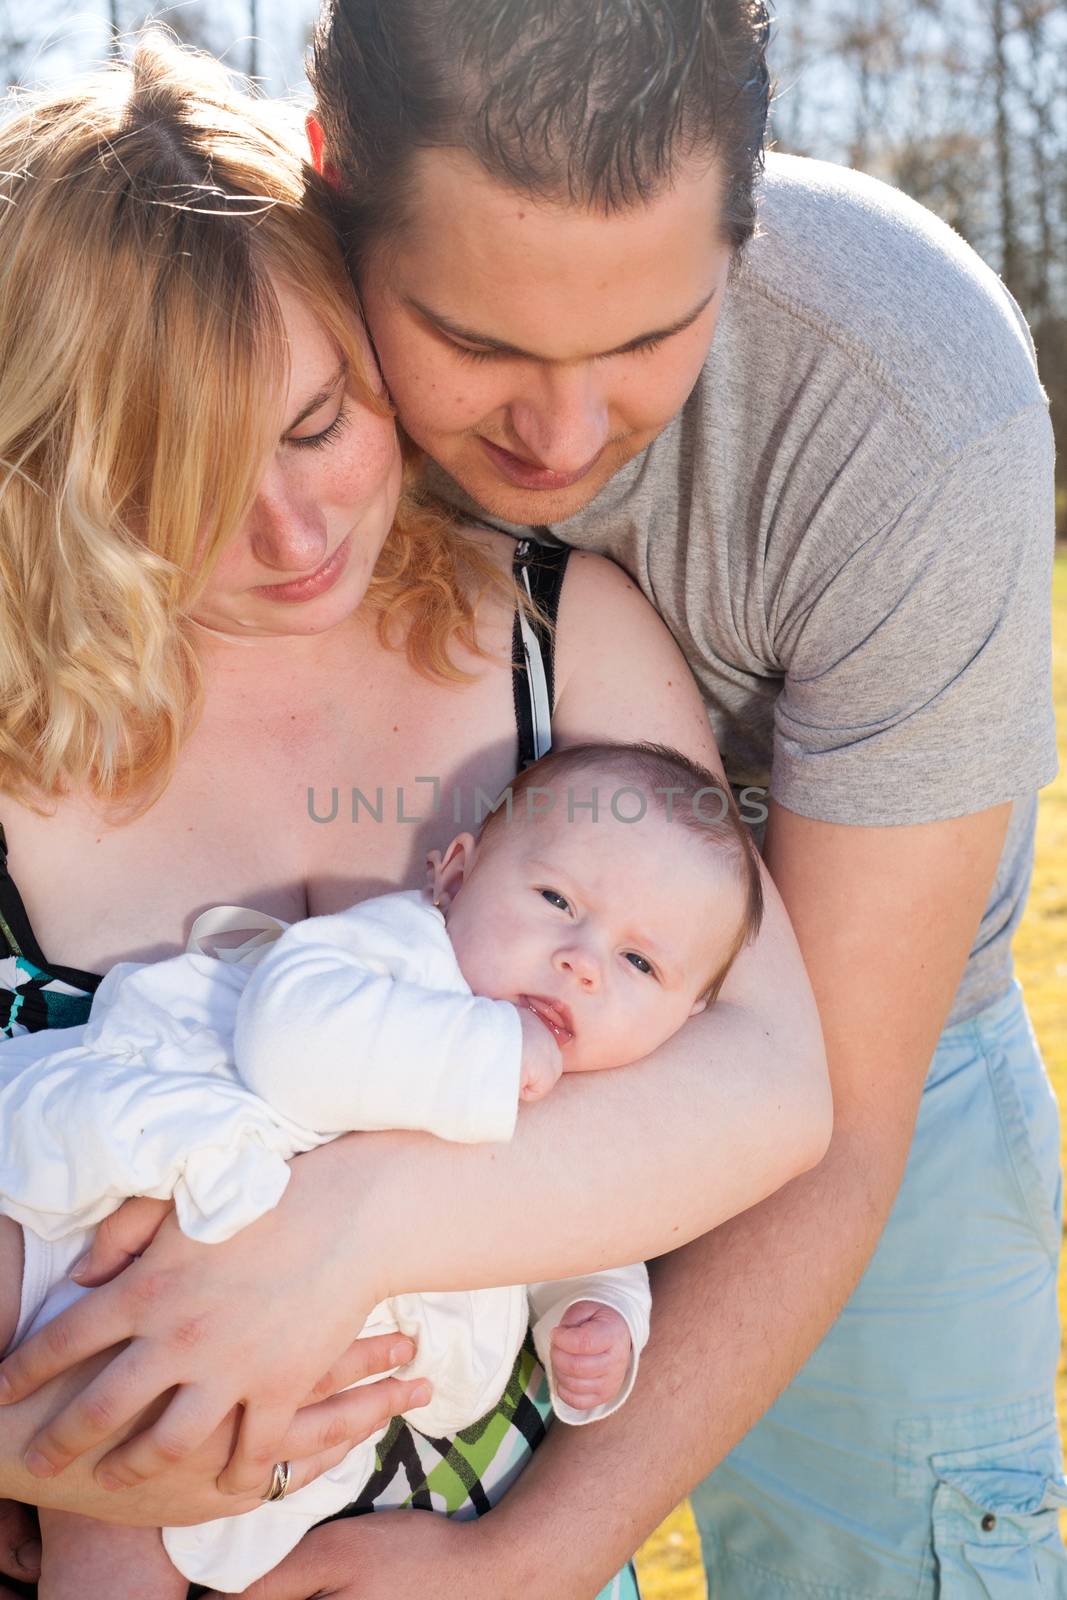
[0,821,102,991]
[512,538,571,771]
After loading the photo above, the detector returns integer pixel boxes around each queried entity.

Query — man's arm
[469,799,1012,1597]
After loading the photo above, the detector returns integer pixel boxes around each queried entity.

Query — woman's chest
[4,649,520,972]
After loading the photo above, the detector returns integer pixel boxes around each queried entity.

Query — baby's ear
[688,997,708,1019]
[427,833,477,912]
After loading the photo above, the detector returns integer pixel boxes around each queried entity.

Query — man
[287,2,1061,1595]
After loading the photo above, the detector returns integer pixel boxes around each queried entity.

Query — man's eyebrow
[285,361,347,432]
[405,289,718,362]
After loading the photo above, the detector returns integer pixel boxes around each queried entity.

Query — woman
[0,35,829,1599]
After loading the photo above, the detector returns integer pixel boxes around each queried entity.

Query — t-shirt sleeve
[770,405,1058,826]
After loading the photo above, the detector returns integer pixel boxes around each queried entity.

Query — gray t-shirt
[428,152,1058,1025]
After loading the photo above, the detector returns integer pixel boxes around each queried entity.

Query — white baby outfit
[0,890,650,1591]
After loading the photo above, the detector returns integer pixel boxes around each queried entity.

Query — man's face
[357,147,732,524]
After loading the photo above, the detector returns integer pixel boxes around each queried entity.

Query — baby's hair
[479,741,764,1003]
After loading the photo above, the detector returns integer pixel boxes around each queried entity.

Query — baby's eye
[540,889,570,912]
[625,952,655,976]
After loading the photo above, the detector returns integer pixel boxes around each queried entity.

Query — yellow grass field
[634,550,1067,1600]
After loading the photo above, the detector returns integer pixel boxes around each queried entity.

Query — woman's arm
[0,554,830,1500]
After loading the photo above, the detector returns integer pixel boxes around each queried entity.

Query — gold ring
[263,1459,292,1502]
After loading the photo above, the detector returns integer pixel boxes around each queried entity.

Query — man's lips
[520,994,575,1046]
[478,437,603,492]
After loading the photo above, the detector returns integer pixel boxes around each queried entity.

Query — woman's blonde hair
[0,33,506,815]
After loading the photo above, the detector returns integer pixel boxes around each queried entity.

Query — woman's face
[191,283,402,639]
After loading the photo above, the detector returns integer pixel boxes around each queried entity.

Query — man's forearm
[482,1125,908,1600]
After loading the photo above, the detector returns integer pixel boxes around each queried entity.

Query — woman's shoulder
[555,546,641,600]
[553,548,667,676]
[550,548,721,769]
[455,523,516,566]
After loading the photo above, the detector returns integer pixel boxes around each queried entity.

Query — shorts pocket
[981,1021,1062,1264]
[930,1417,1067,1595]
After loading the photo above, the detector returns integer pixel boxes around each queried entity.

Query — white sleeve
[527,1263,652,1426]
[0,955,325,1246]
[233,895,523,1145]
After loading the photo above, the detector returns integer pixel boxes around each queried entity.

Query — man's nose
[553,944,601,991]
[247,468,328,573]
[507,367,610,474]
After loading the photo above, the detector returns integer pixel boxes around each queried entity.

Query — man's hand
[551,1302,631,1412]
[70,1197,173,1286]
[202,1511,504,1600]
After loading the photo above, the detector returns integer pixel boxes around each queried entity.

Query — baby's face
[437,803,746,1074]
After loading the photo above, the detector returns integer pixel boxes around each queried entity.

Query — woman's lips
[478,437,602,492]
[255,536,351,603]
[520,994,575,1046]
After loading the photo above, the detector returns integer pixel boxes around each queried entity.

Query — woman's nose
[247,468,328,573]
[553,944,601,991]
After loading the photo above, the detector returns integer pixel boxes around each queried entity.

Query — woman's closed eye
[287,405,352,452]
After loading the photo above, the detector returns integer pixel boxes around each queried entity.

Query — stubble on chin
[444,443,641,527]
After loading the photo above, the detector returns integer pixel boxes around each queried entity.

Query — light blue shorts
[597,1565,641,1599]
[692,980,1067,1596]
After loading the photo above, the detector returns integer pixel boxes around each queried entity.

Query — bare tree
[768,0,1067,532]
[991,0,1023,294]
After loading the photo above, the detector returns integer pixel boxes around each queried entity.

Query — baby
[0,740,763,1597]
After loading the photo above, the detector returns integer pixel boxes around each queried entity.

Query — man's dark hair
[310,0,772,263]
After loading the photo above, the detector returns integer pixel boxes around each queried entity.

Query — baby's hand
[517,1005,564,1102]
[550,1301,632,1413]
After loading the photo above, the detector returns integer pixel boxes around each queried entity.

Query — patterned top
[0,822,100,1038]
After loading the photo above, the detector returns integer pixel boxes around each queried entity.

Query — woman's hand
[202,1512,509,1600]
[0,1141,422,1496]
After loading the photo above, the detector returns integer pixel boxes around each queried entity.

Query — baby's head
[427,743,764,1074]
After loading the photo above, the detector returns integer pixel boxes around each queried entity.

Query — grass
[634,550,1067,1600]
[1022,550,1067,1514]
